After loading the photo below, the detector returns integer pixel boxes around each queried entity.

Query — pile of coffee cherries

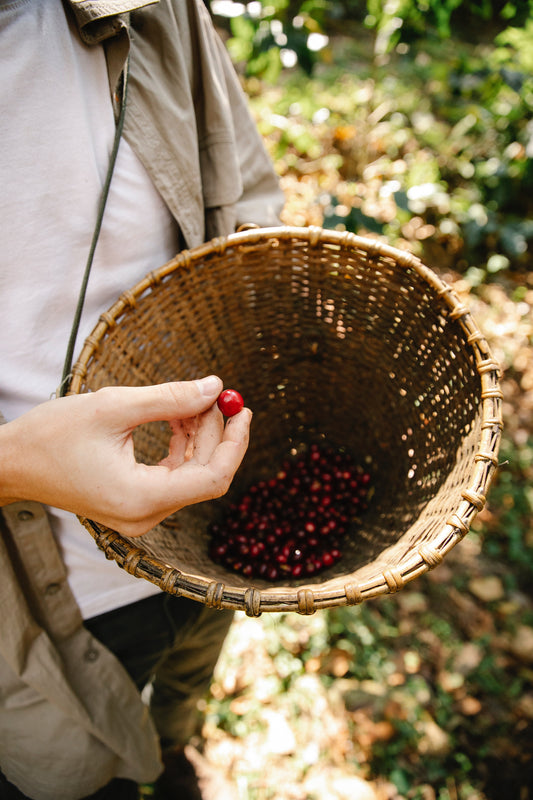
[208,443,373,582]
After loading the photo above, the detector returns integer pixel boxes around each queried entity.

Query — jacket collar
[64,0,158,44]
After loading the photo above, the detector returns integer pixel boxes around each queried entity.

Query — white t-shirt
[0,0,181,617]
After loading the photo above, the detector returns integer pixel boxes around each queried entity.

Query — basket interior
[71,229,495,604]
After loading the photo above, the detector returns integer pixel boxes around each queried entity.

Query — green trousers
[85,592,234,750]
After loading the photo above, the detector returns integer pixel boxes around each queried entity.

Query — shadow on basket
[68,226,503,616]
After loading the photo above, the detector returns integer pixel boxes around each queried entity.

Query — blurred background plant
[210,0,533,276]
[193,4,533,799]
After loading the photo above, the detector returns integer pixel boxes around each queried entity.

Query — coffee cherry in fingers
[217,389,244,417]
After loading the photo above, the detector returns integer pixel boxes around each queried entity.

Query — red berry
[208,443,373,583]
[217,389,244,417]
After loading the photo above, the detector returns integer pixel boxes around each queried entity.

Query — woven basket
[68,226,503,616]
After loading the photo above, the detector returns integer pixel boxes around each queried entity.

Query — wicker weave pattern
[68,227,502,615]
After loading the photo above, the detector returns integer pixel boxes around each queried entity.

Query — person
[0,1,285,799]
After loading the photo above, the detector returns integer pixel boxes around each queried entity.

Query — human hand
[0,376,251,536]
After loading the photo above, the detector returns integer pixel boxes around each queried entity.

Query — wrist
[0,417,29,506]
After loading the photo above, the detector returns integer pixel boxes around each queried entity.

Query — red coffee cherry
[208,443,374,583]
[217,389,244,417]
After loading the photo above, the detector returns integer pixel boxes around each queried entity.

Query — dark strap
[58,62,130,397]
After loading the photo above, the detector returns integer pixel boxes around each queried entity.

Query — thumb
[100,375,223,428]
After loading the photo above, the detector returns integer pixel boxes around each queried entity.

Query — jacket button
[44,582,61,596]
[84,646,100,662]
[17,509,34,522]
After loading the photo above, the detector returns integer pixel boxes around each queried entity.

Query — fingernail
[196,375,221,396]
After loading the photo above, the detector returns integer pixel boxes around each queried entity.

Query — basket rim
[69,226,504,616]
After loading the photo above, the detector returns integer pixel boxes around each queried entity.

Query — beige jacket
[0,1,283,797]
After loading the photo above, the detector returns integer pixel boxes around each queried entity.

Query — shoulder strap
[58,61,130,397]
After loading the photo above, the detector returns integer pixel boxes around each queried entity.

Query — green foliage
[214,0,533,75]
[217,0,532,275]
[220,0,331,78]
[323,203,386,235]
[363,0,533,54]
[477,433,533,585]
[246,12,532,275]
[366,0,468,48]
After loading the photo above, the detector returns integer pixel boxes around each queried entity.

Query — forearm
[0,414,32,506]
